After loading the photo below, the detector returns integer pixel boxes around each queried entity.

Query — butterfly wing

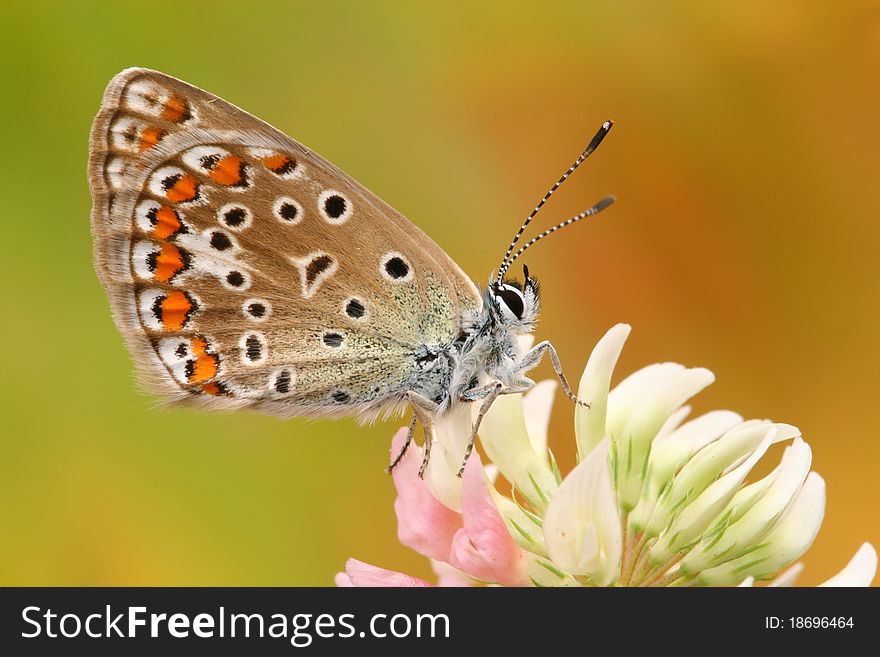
[89,68,481,418]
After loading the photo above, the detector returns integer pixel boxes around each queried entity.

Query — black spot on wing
[275,369,292,393]
[324,195,346,219]
[384,256,409,279]
[305,255,334,286]
[323,332,344,348]
[245,335,262,361]
[345,298,365,319]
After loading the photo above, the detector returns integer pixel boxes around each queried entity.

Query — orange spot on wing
[201,382,223,396]
[188,336,219,383]
[160,290,193,331]
[153,206,182,239]
[161,95,190,122]
[166,174,199,203]
[209,155,245,186]
[153,243,186,283]
[263,153,293,172]
[138,126,163,151]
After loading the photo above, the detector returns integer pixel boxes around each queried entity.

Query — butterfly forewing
[90,68,481,418]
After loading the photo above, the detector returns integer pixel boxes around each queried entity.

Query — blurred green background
[1,1,877,586]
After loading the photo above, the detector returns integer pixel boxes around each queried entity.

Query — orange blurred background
[0,1,877,585]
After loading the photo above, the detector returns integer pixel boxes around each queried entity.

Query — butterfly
[89,68,614,477]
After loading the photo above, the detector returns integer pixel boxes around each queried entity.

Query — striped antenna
[497,196,616,280]
[496,120,613,284]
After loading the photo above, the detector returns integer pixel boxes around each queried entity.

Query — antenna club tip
[596,195,616,211]
[602,120,614,130]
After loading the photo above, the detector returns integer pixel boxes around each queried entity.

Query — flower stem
[617,513,633,584]
[619,531,647,586]
[628,540,654,586]
[639,555,684,587]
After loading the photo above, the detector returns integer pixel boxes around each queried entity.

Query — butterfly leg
[405,391,441,479]
[517,340,591,408]
[456,381,504,477]
[386,413,418,474]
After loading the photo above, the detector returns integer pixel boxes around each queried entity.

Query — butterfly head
[489,264,540,334]
[490,120,616,326]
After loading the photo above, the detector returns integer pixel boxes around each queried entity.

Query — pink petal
[334,572,354,587]
[391,427,463,562]
[448,453,528,586]
[341,558,433,587]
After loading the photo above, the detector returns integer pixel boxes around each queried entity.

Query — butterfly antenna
[496,120,613,284]
[499,195,616,277]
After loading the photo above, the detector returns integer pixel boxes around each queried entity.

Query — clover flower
[337,324,876,587]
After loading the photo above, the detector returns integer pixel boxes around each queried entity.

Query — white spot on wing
[181,145,230,172]
[148,166,185,197]
[269,367,296,397]
[123,80,196,122]
[242,298,271,322]
[341,297,368,322]
[290,251,338,299]
[110,116,146,153]
[131,240,160,280]
[317,189,352,225]
[106,157,130,189]
[379,251,414,283]
[157,337,192,384]
[217,203,253,231]
[124,80,163,115]
[134,200,162,233]
[240,331,268,366]
[273,196,303,225]
[137,289,165,330]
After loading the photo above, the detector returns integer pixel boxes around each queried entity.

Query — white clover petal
[721,423,800,475]
[616,367,715,512]
[629,410,744,532]
[574,323,631,459]
[523,553,581,587]
[479,392,556,511]
[490,485,548,557]
[543,439,621,585]
[362,324,871,588]
[522,380,557,458]
[651,429,775,562]
[648,410,745,489]
[819,543,877,587]
[720,461,782,527]
[654,405,692,443]
[643,421,791,539]
[606,363,684,436]
[682,438,812,574]
[431,560,473,587]
[768,562,804,587]
[694,472,825,585]
[424,403,475,511]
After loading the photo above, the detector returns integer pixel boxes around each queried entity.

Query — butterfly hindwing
[90,68,481,418]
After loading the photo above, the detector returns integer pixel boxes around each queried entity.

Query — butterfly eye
[494,284,525,320]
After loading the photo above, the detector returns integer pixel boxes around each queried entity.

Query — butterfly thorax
[410,282,536,413]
